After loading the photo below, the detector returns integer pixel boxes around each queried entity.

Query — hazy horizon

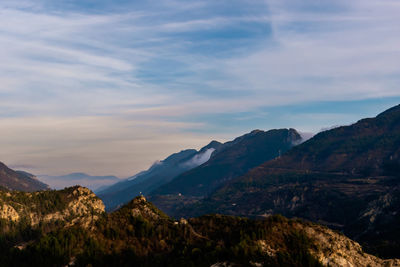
[1,0,400,177]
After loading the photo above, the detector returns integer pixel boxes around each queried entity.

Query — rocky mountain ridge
[98,141,222,211]
[0,186,400,266]
[0,186,105,228]
[298,222,399,267]
[1,190,398,266]
[149,128,302,215]
[153,128,302,197]
[180,104,400,258]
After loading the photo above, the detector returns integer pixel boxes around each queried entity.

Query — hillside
[150,128,302,215]
[98,141,222,211]
[1,194,398,266]
[0,162,49,192]
[181,104,400,258]
[0,186,105,228]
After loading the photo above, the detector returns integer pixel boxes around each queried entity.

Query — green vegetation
[0,186,91,216]
[0,194,323,266]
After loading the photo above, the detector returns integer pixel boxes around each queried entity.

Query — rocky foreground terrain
[0,188,398,266]
[0,186,104,227]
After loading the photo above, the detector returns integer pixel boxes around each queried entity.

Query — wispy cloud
[0,0,399,176]
[222,0,400,102]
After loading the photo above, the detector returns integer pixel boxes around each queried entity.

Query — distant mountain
[97,141,222,211]
[38,172,120,191]
[0,162,48,191]
[182,104,400,258]
[149,128,302,214]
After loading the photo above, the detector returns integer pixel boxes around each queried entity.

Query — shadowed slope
[185,104,400,258]
[0,162,48,192]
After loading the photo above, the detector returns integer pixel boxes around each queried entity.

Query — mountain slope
[0,162,49,191]
[0,185,105,228]
[98,141,222,211]
[1,194,398,266]
[150,128,302,215]
[184,104,400,258]
[154,128,301,196]
[253,104,400,175]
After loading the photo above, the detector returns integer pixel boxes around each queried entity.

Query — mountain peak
[133,195,147,203]
[201,140,222,151]
[117,195,170,221]
[376,103,400,117]
[151,127,303,203]
[250,129,264,134]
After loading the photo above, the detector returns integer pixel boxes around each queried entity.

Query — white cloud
[221,0,400,104]
[0,0,399,177]
[181,148,215,168]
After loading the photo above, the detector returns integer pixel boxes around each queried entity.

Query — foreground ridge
[0,186,105,228]
[0,190,398,266]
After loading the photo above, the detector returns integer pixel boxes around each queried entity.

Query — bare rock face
[301,223,400,267]
[65,187,105,227]
[39,187,105,227]
[254,220,400,266]
[0,186,105,228]
[0,204,20,221]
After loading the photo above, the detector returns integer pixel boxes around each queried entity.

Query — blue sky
[0,0,399,177]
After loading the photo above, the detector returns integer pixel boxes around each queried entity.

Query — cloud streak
[0,0,399,176]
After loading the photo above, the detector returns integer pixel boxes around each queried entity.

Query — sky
[0,0,399,178]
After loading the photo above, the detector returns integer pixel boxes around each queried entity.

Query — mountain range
[149,128,302,215]
[98,128,302,212]
[95,104,400,258]
[1,104,400,264]
[177,104,400,258]
[97,140,222,211]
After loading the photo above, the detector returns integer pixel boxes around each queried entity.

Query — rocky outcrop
[256,220,400,267]
[0,186,105,228]
[0,204,20,221]
[302,223,400,267]
[37,187,105,227]
[118,195,170,222]
[1,192,398,266]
